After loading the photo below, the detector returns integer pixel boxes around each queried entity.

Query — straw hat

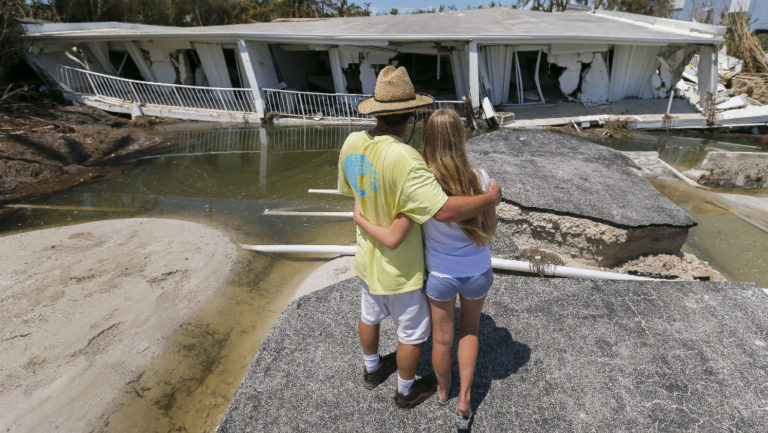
[357,66,435,116]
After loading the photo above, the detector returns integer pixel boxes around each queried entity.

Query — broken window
[509,50,547,105]
[223,48,243,88]
[390,52,457,99]
[108,49,143,81]
[343,63,363,93]
[269,45,334,92]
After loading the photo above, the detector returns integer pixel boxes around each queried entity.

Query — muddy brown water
[1,126,766,431]
[0,125,370,431]
[604,132,768,287]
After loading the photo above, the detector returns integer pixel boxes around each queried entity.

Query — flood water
[0,125,371,431]
[603,132,768,287]
[1,125,767,431]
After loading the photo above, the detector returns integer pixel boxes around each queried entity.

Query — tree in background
[0,0,28,86]
[46,0,242,25]
[21,0,371,26]
[517,0,672,17]
[594,0,673,17]
[519,0,588,11]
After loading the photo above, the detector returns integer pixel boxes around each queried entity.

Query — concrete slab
[218,275,767,432]
[504,99,703,129]
[466,130,696,228]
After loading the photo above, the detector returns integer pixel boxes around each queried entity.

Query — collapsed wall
[467,130,698,271]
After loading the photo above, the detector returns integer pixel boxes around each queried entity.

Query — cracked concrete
[466,130,696,228]
[218,275,768,432]
[467,130,697,267]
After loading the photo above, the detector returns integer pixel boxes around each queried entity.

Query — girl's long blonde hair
[422,109,494,247]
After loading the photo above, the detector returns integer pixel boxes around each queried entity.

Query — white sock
[363,352,380,373]
[397,374,415,396]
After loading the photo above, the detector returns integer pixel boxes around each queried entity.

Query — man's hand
[488,178,502,206]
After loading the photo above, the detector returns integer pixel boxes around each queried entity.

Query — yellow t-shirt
[338,131,449,295]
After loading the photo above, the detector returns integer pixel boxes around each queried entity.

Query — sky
[364,1,523,16]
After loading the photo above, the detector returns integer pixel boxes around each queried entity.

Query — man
[337,66,501,409]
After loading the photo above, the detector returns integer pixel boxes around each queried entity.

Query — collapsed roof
[22,8,724,46]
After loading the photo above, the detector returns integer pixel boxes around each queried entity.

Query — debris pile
[725,13,768,74]
[0,102,177,204]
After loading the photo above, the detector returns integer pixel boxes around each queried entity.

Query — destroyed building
[20,7,724,125]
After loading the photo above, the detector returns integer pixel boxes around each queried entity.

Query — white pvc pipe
[308,189,342,195]
[239,244,656,281]
[263,209,352,217]
[657,159,711,189]
[241,244,356,255]
[490,258,653,281]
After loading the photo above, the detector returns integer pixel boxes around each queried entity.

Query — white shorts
[360,280,431,345]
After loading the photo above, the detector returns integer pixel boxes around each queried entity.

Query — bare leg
[429,297,456,403]
[359,319,380,356]
[396,342,422,380]
[457,295,486,412]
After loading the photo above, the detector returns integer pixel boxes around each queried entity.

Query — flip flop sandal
[455,407,472,430]
[436,386,449,407]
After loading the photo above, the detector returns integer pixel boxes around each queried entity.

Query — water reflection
[603,132,768,287]
[3,126,767,432]
[604,132,767,169]
[0,125,371,234]
[0,124,373,432]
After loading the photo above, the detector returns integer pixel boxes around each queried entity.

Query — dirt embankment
[0,98,181,204]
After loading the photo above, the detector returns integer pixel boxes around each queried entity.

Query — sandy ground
[292,256,355,301]
[0,218,238,433]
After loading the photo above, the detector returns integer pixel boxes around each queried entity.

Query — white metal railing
[263,88,466,121]
[55,65,257,113]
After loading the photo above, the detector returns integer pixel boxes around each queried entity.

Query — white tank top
[423,168,492,277]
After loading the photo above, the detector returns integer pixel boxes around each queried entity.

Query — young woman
[353,109,496,429]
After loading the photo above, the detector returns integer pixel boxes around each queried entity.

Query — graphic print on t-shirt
[344,153,381,197]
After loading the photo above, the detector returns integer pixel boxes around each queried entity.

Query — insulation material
[579,52,610,105]
[328,48,347,93]
[550,53,581,95]
[479,46,514,105]
[124,42,157,82]
[337,47,393,94]
[85,42,116,74]
[651,73,666,98]
[608,45,661,101]
[361,50,394,94]
[450,48,470,99]
[193,42,231,88]
[338,47,360,68]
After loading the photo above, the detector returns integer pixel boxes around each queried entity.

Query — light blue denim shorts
[424,268,494,302]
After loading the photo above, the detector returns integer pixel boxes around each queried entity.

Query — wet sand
[0,218,238,432]
[95,251,323,432]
